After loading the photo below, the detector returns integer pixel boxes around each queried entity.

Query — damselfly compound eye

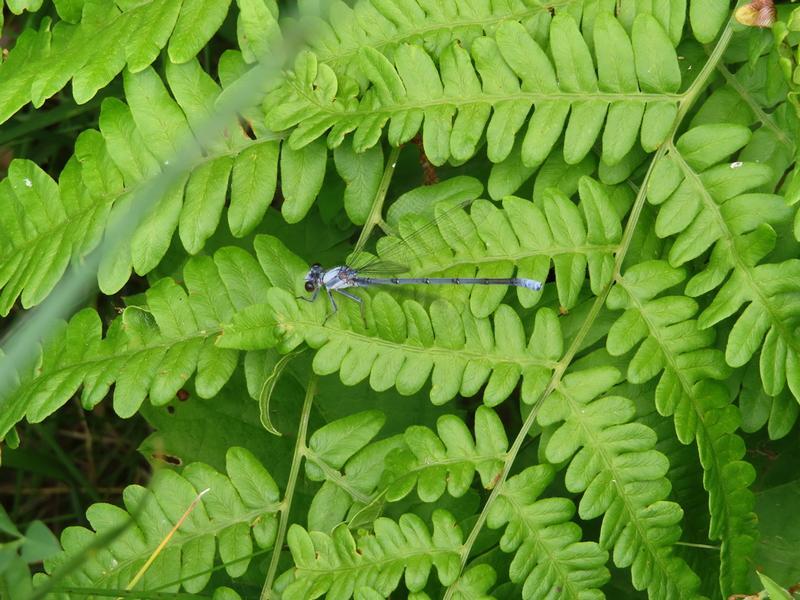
[304,281,315,292]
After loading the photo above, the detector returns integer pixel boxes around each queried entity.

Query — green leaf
[675,123,751,171]
[254,235,308,294]
[124,0,181,73]
[538,366,703,597]
[268,11,680,170]
[226,446,281,509]
[334,141,384,225]
[690,0,730,43]
[386,406,508,503]
[169,0,232,63]
[307,410,386,479]
[487,465,609,598]
[235,0,279,64]
[39,449,280,595]
[20,521,60,563]
[123,66,195,163]
[283,510,463,598]
[757,573,793,600]
[0,248,268,437]
[179,156,234,254]
[229,140,280,236]
[632,14,681,93]
[386,176,483,227]
[280,138,327,224]
[594,13,642,166]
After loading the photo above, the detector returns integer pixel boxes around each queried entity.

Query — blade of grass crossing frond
[122,488,212,597]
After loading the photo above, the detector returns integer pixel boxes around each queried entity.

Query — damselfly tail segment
[353,276,542,291]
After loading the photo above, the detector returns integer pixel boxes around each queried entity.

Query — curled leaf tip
[735,0,776,28]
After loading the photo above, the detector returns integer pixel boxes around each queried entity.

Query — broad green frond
[607,260,730,442]
[0,0,243,124]
[647,123,800,404]
[607,260,757,594]
[386,406,508,502]
[486,464,610,599]
[0,248,267,440]
[278,510,465,599]
[36,447,279,596]
[303,407,508,533]
[297,0,564,73]
[217,184,624,403]
[222,283,563,407]
[267,13,680,168]
[252,290,558,407]
[0,60,282,307]
[538,367,703,598]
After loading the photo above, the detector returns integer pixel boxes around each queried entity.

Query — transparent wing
[347,198,478,274]
[350,260,409,275]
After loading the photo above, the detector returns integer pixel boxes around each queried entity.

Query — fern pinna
[0,1,796,599]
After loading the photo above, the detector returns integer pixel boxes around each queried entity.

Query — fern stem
[351,144,402,255]
[444,22,736,597]
[260,374,318,600]
[304,450,373,504]
[715,62,795,153]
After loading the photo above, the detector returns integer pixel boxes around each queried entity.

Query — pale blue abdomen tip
[521,279,542,291]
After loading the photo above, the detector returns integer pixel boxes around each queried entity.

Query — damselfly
[301,200,543,320]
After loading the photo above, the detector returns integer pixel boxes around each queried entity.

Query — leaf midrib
[559,382,685,597]
[293,82,683,118]
[291,319,558,370]
[672,146,800,360]
[502,493,597,599]
[621,284,738,543]
[313,1,577,68]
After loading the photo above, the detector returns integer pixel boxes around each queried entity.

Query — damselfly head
[304,264,324,292]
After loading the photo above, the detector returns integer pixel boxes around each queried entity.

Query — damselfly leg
[336,289,366,326]
[320,288,366,326]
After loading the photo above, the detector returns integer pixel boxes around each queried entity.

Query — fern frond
[218,183,623,404]
[302,406,508,534]
[0,0,240,124]
[223,287,563,407]
[298,0,564,73]
[647,123,799,404]
[303,409,393,532]
[486,464,610,599]
[607,260,731,441]
[268,13,680,169]
[607,260,757,593]
[36,447,279,596]
[385,405,508,502]
[740,362,799,440]
[0,59,286,309]
[0,248,266,440]
[279,509,464,599]
[538,366,703,598]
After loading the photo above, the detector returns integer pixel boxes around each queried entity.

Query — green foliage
[0,247,265,440]
[268,13,682,169]
[35,447,279,596]
[279,510,465,598]
[0,505,60,599]
[1,1,798,600]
